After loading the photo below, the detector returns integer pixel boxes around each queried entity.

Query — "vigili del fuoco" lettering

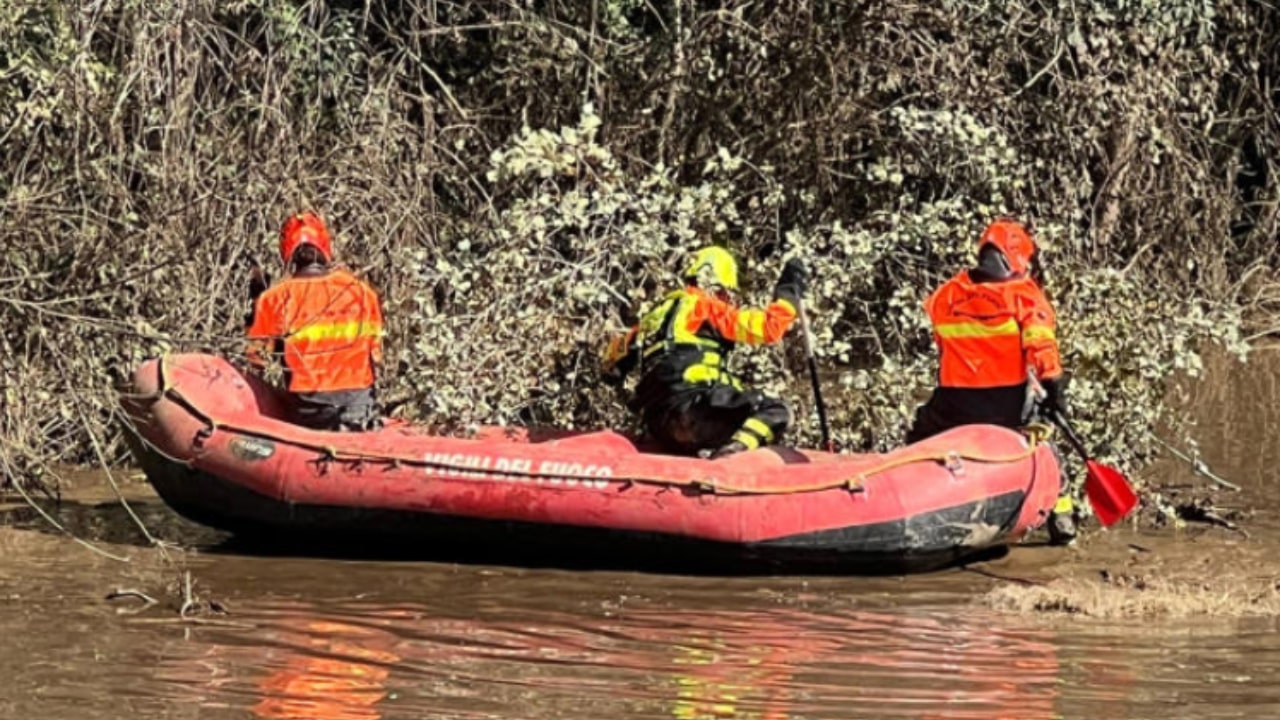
[421,453,613,489]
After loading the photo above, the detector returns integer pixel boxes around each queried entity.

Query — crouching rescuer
[601,246,808,459]
[245,212,385,432]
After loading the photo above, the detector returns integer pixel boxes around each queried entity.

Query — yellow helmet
[683,246,739,291]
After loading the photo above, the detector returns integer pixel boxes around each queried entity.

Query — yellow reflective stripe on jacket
[725,297,795,345]
[671,294,721,348]
[682,360,742,388]
[733,307,770,344]
[640,291,719,357]
[934,318,1020,339]
[291,319,384,343]
[638,294,681,355]
[1022,325,1057,343]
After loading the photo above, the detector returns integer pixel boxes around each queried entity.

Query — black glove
[774,258,809,304]
[1040,376,1069,419]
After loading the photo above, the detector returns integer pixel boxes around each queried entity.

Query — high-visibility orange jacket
[925,270,1062,388]
[246,268,384,393]
[603,287,797,405]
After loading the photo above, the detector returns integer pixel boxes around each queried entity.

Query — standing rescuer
[246,212,385,431]
[601,246,808,459]
[908,219,1077,542]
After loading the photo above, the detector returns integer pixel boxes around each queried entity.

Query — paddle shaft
[797,300,832,451]
[1047,409,1090,462]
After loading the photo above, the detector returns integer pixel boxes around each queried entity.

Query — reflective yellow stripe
[644,292,719,353]
[1023,326,1057,342]
[732,307,768,343]
[682,362,741,388]
[731,430,762,450]
[734,308,767,343]
[670,295,700,344]
[291,320,383,343]
[1054,495,1075,514]
[638,295,680,351]
[644,291,720,357]
[743,417,774,443]
[683,365,719,384]
[935,318,1019,338]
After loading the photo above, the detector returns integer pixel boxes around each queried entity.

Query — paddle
[796,298,834,452]
[1047,409,1138,527]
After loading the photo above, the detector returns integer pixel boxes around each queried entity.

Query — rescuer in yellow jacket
[602,246,807,459]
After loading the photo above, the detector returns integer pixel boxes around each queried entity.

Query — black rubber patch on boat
[230,436,275,462]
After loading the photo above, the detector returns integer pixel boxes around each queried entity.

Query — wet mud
[2,350,1279,718]
[978,349,1280,620]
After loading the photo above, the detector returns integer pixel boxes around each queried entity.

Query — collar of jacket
[292,263,331,278]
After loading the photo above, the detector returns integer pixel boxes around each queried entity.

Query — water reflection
[155,600,1070,720]
[251,619,398,720]
[14,346,1280,720]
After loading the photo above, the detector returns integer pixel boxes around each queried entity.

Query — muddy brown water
[3,352,1280,719]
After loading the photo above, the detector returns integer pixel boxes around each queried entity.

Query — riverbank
[3,348,1277,627]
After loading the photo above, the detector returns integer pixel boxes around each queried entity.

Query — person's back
[247,212,385,431]
[908,218,1077,544]
[908,219,1066,443]
[602,246,807,457]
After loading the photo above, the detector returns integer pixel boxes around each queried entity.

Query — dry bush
[1,0,1278,500]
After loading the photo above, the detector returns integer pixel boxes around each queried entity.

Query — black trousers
[642,385,791,456]
[906,383,1033,444]
[288,388,382,432]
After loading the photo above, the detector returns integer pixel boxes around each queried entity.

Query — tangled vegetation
[2,1,1278,503]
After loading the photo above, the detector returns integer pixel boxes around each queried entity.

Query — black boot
[1047,495,1078,546]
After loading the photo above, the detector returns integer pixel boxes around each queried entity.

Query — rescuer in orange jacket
[908,219,1077,543]
[246,212,385,431]
[601,246,807,459]
[907,219,1067,443]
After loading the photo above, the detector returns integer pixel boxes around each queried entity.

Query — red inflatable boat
[120,354,1062,572]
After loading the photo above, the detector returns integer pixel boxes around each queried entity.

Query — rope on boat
[150,355,1051,497]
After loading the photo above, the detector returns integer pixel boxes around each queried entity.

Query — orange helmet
[978,219,1036,276]
[279,212,333,265]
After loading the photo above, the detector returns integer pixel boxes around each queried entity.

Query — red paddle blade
[1084,459,1138,527]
